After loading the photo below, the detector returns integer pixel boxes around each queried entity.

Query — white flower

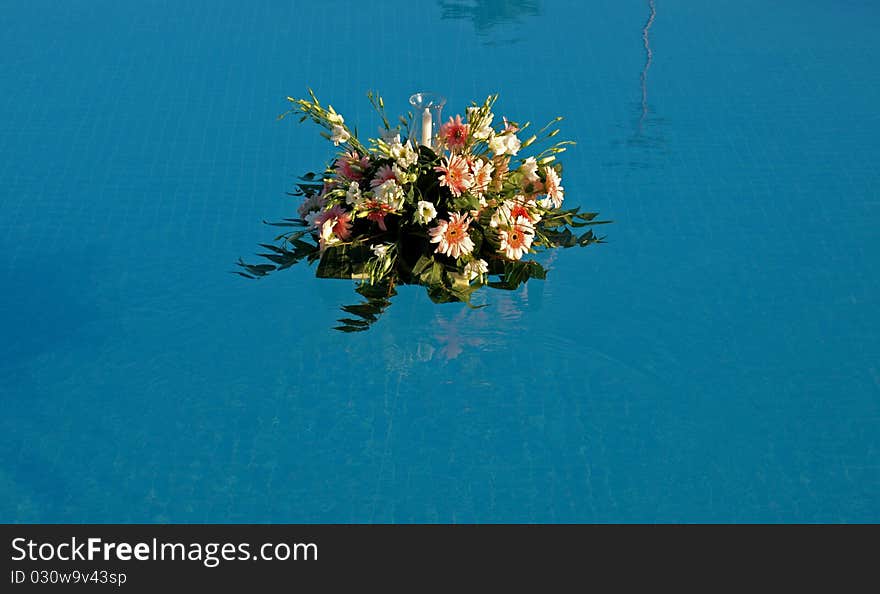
[488,131,521,156]
[464,258,489,281]
[520,157,539,182]
[311,204,352,250]
[489,211,505,228]
[326,108,344,125]
[505,134,522,155]
[390,139,418,168]
[416,200,438,224]
[375,179,405,210]
[467,107,494,140]
[320,219,339,246]
[488,133,504,155]
[371,243,391,258]
[345,181,363,207]
[330,124,350,146]
[490,201,512,228]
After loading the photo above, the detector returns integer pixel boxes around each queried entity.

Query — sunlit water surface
[1,0,878,522]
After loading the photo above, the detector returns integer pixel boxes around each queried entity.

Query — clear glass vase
[408,92,446,149]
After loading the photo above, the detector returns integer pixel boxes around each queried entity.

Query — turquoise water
[1,0,878,522]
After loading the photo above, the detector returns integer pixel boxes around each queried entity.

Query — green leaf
[426,285,460,303]
[330,281,397,332]
[541,228,577,248]
[528,261,547,279]
[451,193,480,212]
[468,226,484,254]
[236,260,276,278]
[316,247,353,279]
[578,230,595,245]
[340,303,380,322]
[263,219,308,228]
[487,259,547,290]
[411,254,434,276]
[428,260,445,286]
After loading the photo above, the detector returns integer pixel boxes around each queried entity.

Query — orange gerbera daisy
[543,166,564,208]
[471,159,494,195]
[499,217,534,260]
[434,154,474,197]
[429,212,475,259]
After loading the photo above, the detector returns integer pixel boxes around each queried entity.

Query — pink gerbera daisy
[429,212,475,259]
[334,151,369,181]
[439,114,469,150]
[369,164,396,188]
[499,217,534,260]
[434,154,474,197]
[312,204,353,248]
[543,166,564,208]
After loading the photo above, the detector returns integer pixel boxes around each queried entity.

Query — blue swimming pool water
[1,0,878,522]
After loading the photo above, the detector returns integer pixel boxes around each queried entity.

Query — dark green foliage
[334,282,397,333]
[488,260,547,290]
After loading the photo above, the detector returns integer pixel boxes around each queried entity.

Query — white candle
[421,107,432,147]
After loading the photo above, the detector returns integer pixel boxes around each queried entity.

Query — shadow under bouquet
[238,90,608,331]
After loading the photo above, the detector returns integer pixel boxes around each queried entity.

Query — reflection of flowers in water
[422,308,488,361]
[417,255,552,361]
[439,0,541,43]
[305,250,558,384]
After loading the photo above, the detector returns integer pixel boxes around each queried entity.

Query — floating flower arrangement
[237,90,608,331]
